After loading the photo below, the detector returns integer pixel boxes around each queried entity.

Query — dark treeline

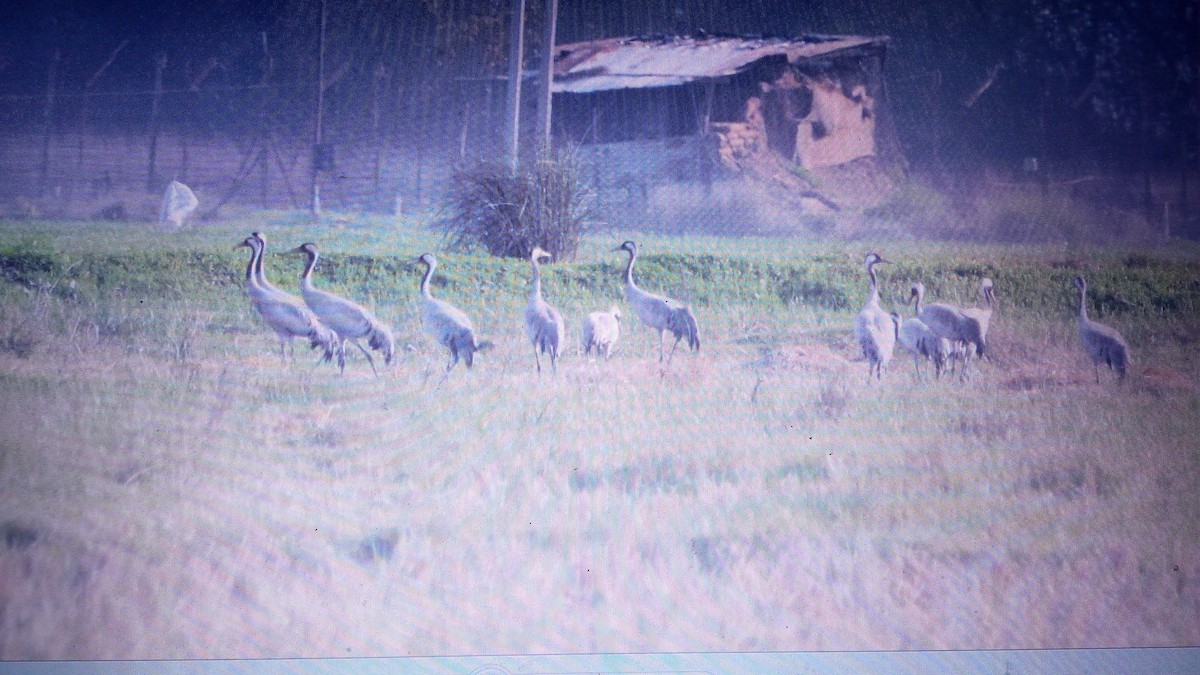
[1,0,1196,189]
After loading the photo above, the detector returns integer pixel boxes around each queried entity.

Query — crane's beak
[234,242,249,250]
[611,244,626,252]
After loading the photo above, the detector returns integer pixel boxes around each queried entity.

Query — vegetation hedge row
[2,240,1197,320]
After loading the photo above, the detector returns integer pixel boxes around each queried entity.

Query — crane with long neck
[417,253,487,373]
[235,235,338,364]
[1074,276,1130,383]
[292,242,394,376]
[614,240,699,364]
[853,252,897,381]
[524,246,565,374]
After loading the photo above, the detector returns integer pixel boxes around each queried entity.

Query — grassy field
[1,214,1198,658]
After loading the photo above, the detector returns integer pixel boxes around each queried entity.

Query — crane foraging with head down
[853,252,898,381]
[614,240,699,364]
[290,242,394,376]
[417,253,489,373]
[524,246,566,374]
[236,235,339,364]
[1073,275,1130,383]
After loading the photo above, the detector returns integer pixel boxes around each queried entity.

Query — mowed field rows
[1,217,1198,658]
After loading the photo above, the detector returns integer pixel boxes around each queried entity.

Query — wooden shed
[550,34,895,224]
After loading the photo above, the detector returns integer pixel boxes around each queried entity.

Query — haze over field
[1,221,1197,658]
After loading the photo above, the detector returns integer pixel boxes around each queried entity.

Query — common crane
[291,242,395,376]
[613,240,699,363]
[1074,276,1130,383]
[853,252,897,381]
[900,282,952,380]
[956,277,996,365]
[417,253,487,373]
[915,281,985,378]
[524,246,566,374]
[236,235,338,364]
[582,306,621,359]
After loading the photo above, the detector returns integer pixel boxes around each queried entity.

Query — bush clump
[437,148,597,261]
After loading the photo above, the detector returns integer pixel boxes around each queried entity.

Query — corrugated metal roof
[552,34,887,94]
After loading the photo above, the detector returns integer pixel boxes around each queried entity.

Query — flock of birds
[853,252,1129,384]
[235,234,1130,385]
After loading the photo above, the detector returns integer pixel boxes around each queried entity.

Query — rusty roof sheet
[552,34,887,94]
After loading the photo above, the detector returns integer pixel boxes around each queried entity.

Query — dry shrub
[436,148,596,260]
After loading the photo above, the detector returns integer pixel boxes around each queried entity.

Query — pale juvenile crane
[956,277,996,365]
[582,306,621,359]
[291,242,395,376]
[613,240,699,363]
[899,282,952,380]
[1074,275,1130,383]
[853,252,898,381]
[235,235,338,364]
[417,253,488,373]
[524,246,566,374]
[915,281,986,377]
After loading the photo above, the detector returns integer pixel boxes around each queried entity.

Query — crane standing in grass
[582,306,621,359]
[1074,275,1130,383]
[853,252,898,381]
[524,246,566,374]
[916,281,986,378]
[236,235,339,364]
[614,240,700,364]
[899,281,952,380]
[291,242,395,376]
[417,253,488,373]
[955,277,996,367]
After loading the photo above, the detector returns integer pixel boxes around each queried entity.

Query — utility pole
[505,0,526,171]
[38,48,60,199]
[534,0,558,152]
[146,52,167,192]
[310,0,327,214]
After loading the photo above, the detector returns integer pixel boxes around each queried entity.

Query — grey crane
[417,253,488,373]
[915,281,985,378]
[524,246,566,374]
[899,282,952,380]
[853,252,898,381]
[236,235,338,364]
[1074,275,1131,383]
[957,277,996,364]
[291,242,395,376]
[582,306,621,359]
[613,240,699,363]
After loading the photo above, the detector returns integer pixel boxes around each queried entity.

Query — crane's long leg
[658,329,666,363]
[534,344,542,374]
[336,339,348,374]
[351,340,378,376]
[667,334,682,365]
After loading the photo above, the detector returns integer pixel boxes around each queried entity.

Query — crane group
[236,235,1131,385]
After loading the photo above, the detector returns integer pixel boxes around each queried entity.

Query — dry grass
[1,285,1198,658]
